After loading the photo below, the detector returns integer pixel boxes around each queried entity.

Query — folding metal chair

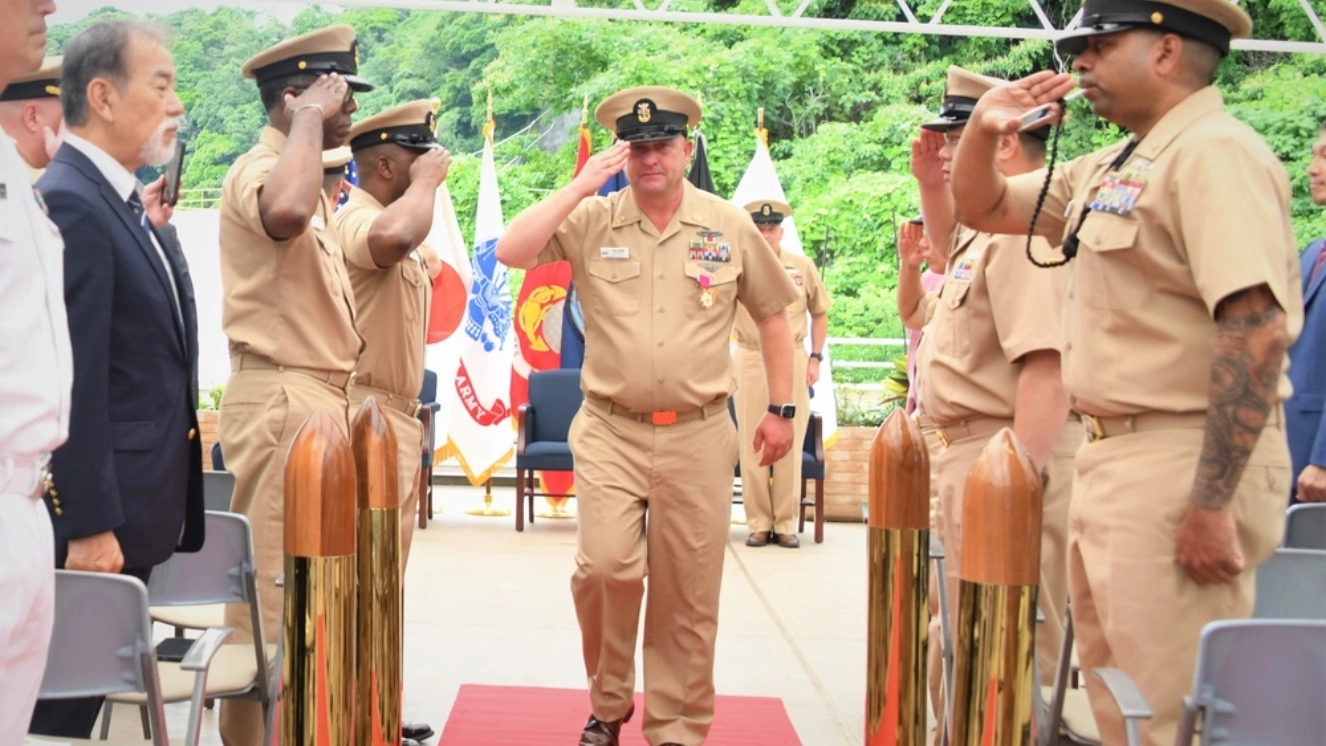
[29,570,227,746]
[102,512,276,745]
[1284,503,1326,550]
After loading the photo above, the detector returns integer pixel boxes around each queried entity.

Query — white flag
[731,136,840,449]
[438,137,516,484]
[423,181,473,459]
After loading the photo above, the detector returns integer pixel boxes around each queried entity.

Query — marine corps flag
[731,133,840,448]
[438,119,516,485]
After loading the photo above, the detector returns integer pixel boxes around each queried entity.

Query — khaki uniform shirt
[1004,86,1303,417]
[219,127,362,371]
[536,181,799,413]
[333,186,431,398]
[732,249,832,347]
[916,226,1067,424]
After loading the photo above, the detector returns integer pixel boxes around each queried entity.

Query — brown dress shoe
[578,703,634,746]
[776,533,801,548]
[746,531,771,547]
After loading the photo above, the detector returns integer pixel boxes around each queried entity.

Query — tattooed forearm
[1192,285,1288,511]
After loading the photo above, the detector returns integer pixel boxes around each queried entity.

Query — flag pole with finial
[756,107,769,148]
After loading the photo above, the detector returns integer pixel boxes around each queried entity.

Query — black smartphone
[155,635,193,663]
[162,138,187,207]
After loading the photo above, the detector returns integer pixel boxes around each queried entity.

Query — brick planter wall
[824,425,877,522]
[199,409,220,470]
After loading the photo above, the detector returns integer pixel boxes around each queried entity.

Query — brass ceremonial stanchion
[865,409,931,746]
[282,410,357,746]
[949,429,1042,746]
[466,477,511,516]
[352,398,403,746]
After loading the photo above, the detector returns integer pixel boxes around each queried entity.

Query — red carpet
[438,684,803,745]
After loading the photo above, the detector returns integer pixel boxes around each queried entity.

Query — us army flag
[439,134,516,484]
[730,135,839,448]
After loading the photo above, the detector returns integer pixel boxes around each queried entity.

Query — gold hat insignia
[636,101,652,123]
[761,204,772,215]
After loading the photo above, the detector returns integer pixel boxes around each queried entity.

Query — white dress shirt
[0,131,72,465]
[62,133,183,322]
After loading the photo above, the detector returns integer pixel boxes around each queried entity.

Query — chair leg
[99,701,114,740]
[798,479,807,534]
[138,703,151,739]
[515,469,526,531]
[814,478,825,544]
[418,462,429,530]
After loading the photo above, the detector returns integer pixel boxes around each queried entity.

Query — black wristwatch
[809,352,823,361]
[768,403,796,419]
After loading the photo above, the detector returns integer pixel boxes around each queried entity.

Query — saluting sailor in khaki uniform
[497,86,800,746]
[905,65,1080,733]
[0,56,64,181]
[321,145,351,202]
[951,1,1301,742]
[215,24,369,746]
[732,199,831,549]
[335,99,452,566]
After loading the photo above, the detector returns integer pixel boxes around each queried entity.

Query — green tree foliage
[48,3,1326,357]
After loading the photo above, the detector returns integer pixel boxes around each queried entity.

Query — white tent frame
[330,0,1326,54]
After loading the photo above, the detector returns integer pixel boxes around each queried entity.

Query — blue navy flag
[560,169,629,369]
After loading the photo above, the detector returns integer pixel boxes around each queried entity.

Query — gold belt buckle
[936,428,951,448]
[1081,414,1106,442]
[651,411,678,426]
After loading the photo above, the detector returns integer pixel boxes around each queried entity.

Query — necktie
[125,190,151,233]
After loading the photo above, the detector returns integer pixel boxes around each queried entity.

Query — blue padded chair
[211,441,225,472]
[417,369,442,529]
[729,397,827,543]
[515,369,583,531]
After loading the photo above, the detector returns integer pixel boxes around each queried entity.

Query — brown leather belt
[352,382,422,417]
[232,353,356,390]
[585,395,729,427]
[1076,411,1209,443]
[931,417,1013,448]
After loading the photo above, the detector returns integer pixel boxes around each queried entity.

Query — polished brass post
[949,429,1043,746]
[866,408,931,746]
[352,397,403,746]
[282,409,358,746]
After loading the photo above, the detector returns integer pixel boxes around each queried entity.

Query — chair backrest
[148,511,255,607]
[1190,620,1326,746]
[40,572,165,713]
[1253,548,1326,620]
[210,440,225,472]
[203,469,235,513]
[420,368,438,405]
[1285,503,1326,550]
[527,369,583,443]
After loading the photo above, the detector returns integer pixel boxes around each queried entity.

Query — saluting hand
[411,146,452,187]
[753,413,794,467]
[65,530,125,574]
[897,221,926,269]
[284,73,349,122]
[909,130,947,188]
[970,70,1077,137]
[1175,504,1245,585]
[571,140,630,198]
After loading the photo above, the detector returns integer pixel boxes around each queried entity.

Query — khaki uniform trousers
[1067,419,1288,746]
[569,397,739,746]
[926,418,1078,739]
[216,368,351,746]
[348,386,423,568]
[733,345,811,535]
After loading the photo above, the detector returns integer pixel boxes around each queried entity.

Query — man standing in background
[0,55,62,179]
[733,198,832,549]
[1286,122,1326,504]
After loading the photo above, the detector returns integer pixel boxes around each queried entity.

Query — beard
[139,116,182,167]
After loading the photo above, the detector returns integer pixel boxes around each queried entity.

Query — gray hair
[61,20,168,127]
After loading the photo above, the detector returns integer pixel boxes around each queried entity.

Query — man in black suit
[29,19,203,738]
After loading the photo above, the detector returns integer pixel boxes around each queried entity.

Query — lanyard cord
[1025,108,1140,268]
